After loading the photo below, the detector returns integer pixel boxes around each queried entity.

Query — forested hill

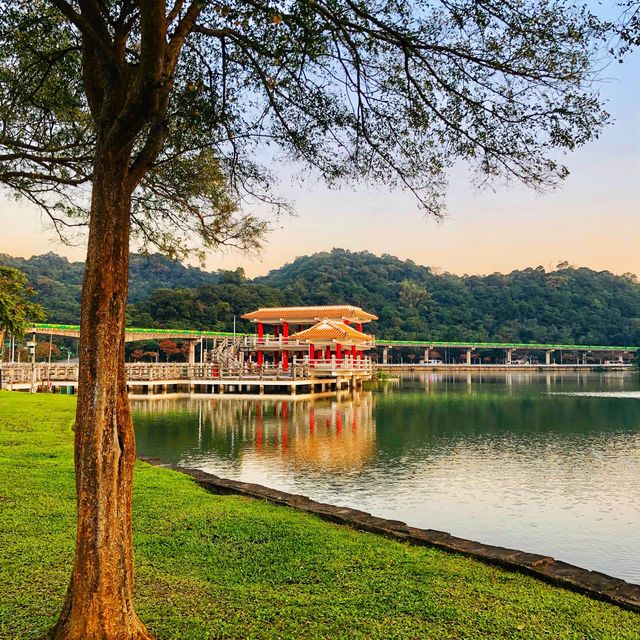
[0,252,221,323]
[3,248,640,345]
[255,250,640,345]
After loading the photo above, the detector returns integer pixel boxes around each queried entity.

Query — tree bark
[50,145,154,640]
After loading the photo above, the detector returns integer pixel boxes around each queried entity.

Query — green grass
[0,393,638,639]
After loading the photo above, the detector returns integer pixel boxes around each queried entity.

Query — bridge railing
[0,358,374,388]
[241,336,376,350]
[0,363,79,386]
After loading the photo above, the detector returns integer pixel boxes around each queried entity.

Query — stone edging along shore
[139,457,640,614]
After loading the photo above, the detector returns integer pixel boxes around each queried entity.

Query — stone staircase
[206,337,242,368]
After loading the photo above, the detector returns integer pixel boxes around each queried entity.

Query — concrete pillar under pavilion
[187,340,197,364]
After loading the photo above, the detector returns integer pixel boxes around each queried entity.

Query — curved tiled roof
[289,320,373,343]
[241,305,377,323]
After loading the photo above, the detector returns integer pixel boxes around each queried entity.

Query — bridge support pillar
[187,340,197,364]
[545,350,553,365]
[465,349,472,365]
[424,348,430,363]
[382,347,390,364]
[506,349,513,365]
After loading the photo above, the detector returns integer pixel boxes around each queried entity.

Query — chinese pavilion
[240,305,377,371]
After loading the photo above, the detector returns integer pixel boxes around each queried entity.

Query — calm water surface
[133,371,640,583]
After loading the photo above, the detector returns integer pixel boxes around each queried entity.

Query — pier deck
[0,362,373,396]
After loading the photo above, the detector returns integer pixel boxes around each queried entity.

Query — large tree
[0,1,610,638]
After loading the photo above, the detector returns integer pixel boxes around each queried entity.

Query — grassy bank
[0,393,637,639]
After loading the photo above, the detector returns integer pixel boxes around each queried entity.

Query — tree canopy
[1,0,609,244]
[0,266,45,353]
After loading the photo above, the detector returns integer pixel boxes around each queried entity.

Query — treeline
[3,249,640,345]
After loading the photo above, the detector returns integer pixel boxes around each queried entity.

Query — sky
[1,8,639,279]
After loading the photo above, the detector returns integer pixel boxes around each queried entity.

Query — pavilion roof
[289,319,373,343]
[241,305,377,323]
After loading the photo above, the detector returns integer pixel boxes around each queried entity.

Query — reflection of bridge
[25,323,639,366]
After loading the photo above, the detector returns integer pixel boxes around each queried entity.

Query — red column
[257,323,264,366]
[309,343,315,364]
[344,319,350,325]
[351,344,357,358]
[325,346,331,360]
[336,343,342,366]
[357,323,362,332]
[282,322,289,370]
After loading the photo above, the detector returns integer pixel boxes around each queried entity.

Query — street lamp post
[26,334,37,393]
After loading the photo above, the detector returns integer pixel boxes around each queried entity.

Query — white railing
[242,335,376,350]
[0,351,373,388]
[0,358,374,388]
[0,363,79,386]
[307,357,373,371]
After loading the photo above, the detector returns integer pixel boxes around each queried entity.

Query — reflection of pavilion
[280,395,376,470]
[134,392,376,471]
[241,305,377,374]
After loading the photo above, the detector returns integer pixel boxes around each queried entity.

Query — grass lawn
[0,392,638,639]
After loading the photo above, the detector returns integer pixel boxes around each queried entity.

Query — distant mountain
[3,248,640,345]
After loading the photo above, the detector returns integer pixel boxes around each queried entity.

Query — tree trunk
[50,147,154,640]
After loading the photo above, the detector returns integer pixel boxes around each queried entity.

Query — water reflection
[133,391,376,472]
[133,372,640,583]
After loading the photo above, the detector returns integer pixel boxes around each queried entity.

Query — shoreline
[140,456,640,614]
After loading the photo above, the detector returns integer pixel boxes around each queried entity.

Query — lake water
[133,371,640,584]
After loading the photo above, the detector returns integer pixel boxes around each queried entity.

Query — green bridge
[28,323,639,354]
